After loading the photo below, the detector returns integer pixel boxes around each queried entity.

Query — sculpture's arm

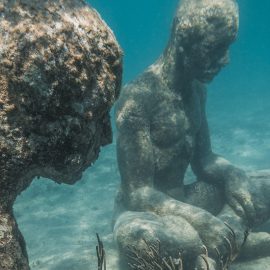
[191,87,270,228]
[115,90,155,205]
[190,87,237,186]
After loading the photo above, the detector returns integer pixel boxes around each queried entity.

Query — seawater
[14,0,270,269]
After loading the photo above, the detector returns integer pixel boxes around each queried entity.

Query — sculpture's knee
[0,210,29,270]
[113,211,165,269]
[114,211,160,249]
[114,211,204,269]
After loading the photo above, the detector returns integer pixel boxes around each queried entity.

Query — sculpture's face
[174,0,239,83]
[0,1,122,193]
[190,37,231,83]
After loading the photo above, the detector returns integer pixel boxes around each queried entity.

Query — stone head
[172,0,239,82]
[0,0,122,202]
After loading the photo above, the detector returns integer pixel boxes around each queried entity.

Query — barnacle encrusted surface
[0,0,122,207]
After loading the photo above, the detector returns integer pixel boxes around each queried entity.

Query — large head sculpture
[0,0,122,206]
[171,0,239,82]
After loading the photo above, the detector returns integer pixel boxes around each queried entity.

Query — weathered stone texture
[171,0,239,82]
[0,1,122,269]
[0,0,122,206]
[113,0,270,269]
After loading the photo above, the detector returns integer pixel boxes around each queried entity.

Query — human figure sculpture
[113,0,270,269]
[0,1,122,269]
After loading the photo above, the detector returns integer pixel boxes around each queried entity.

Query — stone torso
[117,70,204,196]
[149,79,202,194]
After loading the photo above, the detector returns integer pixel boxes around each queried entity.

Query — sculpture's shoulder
[115,70,162,130]
[118,69,162,104]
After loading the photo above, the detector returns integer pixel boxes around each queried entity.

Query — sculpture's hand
[223,168,270,228]
[184,205,245,269]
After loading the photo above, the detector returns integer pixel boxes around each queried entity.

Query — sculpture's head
[171,0,239,82]
[0,0,122,202]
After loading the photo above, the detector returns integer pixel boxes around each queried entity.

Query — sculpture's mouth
[195,51,229,83]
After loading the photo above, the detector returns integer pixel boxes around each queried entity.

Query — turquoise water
[14,1,270,269]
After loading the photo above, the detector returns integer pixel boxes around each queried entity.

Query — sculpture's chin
[195,69,221,83]
[196,75,214,84]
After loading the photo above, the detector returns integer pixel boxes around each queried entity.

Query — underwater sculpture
[113,0,270,269]
[0,0,122,269]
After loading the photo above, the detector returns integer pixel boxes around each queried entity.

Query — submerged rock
[0,0,122,269]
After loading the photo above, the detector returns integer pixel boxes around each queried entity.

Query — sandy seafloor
[13,0,270,269]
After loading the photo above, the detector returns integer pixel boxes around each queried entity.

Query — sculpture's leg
[0,209,29,270]
[184,181,225,215]
[237,232,270,261]
[114,211,204,270]
[185,170,270,221]
[231,238,270,270]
